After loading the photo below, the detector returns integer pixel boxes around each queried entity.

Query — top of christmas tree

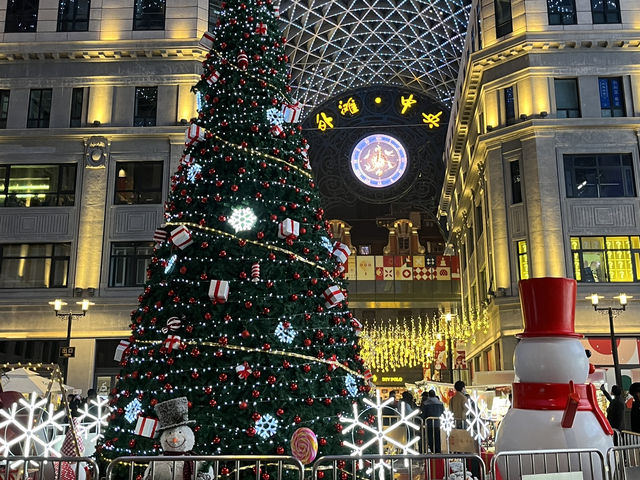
[98,0,370,466]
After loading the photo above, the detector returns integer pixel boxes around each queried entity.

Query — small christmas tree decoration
[153,226,168,245]
[185,124,206,146]
[114,340,131,362]
[164,335,182,353]
[208,280,229,302]
[199,31,215,51]
[255,22,267,35]
[278,218,299,239]
[251,262,260,282]
[282,101,302,123]
[332,242,351,264]
[170,226,193,250]
[323,285,345,308]
[205,70,221,86]
[237,51,249,70]
[134,416,159,438]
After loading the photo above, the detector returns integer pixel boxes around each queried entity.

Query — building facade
[440,0,640,383]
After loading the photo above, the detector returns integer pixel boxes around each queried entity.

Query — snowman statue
[495,278,613,473]
[144,397,196,480]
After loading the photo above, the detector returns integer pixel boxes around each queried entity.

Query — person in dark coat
[600,384,625,431]
[629,383,640,434]
[420,390,444,453]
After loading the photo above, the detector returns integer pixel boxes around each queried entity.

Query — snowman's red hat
[517,277,582,338]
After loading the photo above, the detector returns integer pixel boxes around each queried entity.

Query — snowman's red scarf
[162,451,194,480]
[512,381,613,435]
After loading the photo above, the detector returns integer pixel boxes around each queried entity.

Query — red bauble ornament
[305,397,314,405]
[239,401,248,410]
[246,427,256,437]
[267,375,276,384]
[241,329,250,338]
[219,373,228,382]
[252,390,260,398]
[276,408,284,416]
[276,446,285,455]
[319,438,327,446]
[303,365,311,373]
[294,415,302,424]
[290,382,298,391]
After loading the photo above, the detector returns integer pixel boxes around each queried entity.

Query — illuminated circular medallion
[350,134,407,188]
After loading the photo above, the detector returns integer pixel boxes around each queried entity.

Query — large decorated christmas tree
[98,0,370,463]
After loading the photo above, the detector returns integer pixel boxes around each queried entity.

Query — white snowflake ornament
[274,322,297,344]
[440,409,455,437]
[320,236,333,252]
[0,392,65,466]
[255,414,278,439]
[187,163,202,183]
[465,392,490,441]
[124,398,143,423]
[341,390,420,479]
[228,207,257,232]
[266,108,284,126]
[345,374,358,397]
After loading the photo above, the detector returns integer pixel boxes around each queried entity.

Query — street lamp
[589,293,632,391]
[49,298,93,384]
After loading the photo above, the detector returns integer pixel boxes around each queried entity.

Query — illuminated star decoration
[341,390,420,479]
[266,107,284,126]
[164,254,178,274]
[439,409,455,438]
[0,392,65,467]
[228,207,257,232]
[465,392,490,441]
[255,414,278,439]
[274,322,297,344]
[345,374,358,397]
[77,395,111,440]
[124,398,143,423]
[187,163,202,183]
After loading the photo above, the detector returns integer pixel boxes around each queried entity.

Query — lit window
[0,243,70,288]
[27,89,52,128]
[115,161,163,205]
[564,153,635,198]
[109,242,154,287]
[0,90,10,129]
[134,86,157,127]
[547,0,577,25]
[517,240,529,280]
[133,0,165,30]
[599,77,625,117]
[591,0,621,24]
[57,0,90,32]
[554,79,580,118]
[571,236,640,283]
[0,164,76,207]
[5,0,39,33]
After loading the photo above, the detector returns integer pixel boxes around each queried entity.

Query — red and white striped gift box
[114,340,130,362]
[134,416,159,438]
[164,335,181,353]
[208,280,229,302]
[205,70,220,86]
[153,227,168,244]
[169,225,193,249]
[332,242,351,264]
[185,124,206,146]
[281,101,302,123]
[277,218,299,239]
[323,285,344,308]
[198,31,214,51]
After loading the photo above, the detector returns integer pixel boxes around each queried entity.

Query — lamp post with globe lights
[589,293,631,391]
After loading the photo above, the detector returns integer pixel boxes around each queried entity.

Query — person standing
[600,384,624,432]
[421,390,444,453]
[450,380,468,428]
[629,383,640,433]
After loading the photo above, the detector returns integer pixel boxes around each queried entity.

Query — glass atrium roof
[279,0,471,109]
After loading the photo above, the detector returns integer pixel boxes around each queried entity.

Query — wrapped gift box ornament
[323,285,345,308]
[278,218,300,240]
[208,280,229,303]
[332,242,351,264]
[134,416,159,438]
[199,31,214,51]
[114,340,130,362]
[185,124,206,146]
[170,226,193,250]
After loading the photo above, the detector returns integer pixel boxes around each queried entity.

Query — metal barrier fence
[618,431,640,447]
[105,456,304,480]
[312,454,487,480]
[607,445,640,480]
[491,449,606,480]
[0,456,99,480]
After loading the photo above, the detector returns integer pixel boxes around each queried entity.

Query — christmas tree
[98,0,370,465]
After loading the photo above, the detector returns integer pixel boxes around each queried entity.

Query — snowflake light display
[77,395,110,440]
[164,254,178,274]
[255,414,278,439]
[266,107,284,126]
[274,322,297,343]
[345,374,358,397]
[439,409,455,438]
[341,390,420,478]
[465,392,489,442]
[124,398,142,423]
[0,392,65,466]
[228,207,257,232]
[320,236,333,252]
[187,163,202,183]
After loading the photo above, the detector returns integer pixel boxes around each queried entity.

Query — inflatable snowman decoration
[144,397,196,480]
[496,278,613,456]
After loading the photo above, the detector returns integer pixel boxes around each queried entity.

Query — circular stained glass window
[350,134,408,188]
